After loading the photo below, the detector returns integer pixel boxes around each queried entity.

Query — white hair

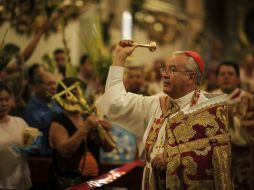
[172,51,203,85]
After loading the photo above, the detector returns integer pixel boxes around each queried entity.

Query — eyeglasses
[160,65,195,75]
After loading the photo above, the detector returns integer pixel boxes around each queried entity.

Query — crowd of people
[0,37,254,190]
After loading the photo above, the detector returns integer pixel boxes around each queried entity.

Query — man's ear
[189,73,196,83]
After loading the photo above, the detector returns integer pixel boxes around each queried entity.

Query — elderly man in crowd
[23,70,62,156]
[97,40,232,190]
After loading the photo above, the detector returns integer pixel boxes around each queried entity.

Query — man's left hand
[151,153,167,171]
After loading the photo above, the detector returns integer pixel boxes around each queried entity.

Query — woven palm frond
[61,19,77,78]
[79,15,112,85]
[41,53,57,74]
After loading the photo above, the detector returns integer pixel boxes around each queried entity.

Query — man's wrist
[113,56,126,67]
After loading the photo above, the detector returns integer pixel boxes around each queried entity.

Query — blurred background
[0,0,253,67]
[0,1,254,189]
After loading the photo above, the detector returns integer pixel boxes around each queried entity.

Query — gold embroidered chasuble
[144,91,232,190]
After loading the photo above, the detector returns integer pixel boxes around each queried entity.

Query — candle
[122,11,133,40]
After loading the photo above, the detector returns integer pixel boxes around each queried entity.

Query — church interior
[0,0,254,190]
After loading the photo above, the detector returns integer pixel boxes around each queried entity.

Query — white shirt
[0,116,32,190]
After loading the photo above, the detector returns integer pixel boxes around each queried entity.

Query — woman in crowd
[0,81,32,190]
[48,77,114,190]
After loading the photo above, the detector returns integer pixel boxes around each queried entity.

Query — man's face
[162,54,194,98]
[36,73,57,101]
[126,69,144,93]
[217,65,239,94]
[54,52,65,67]
[80,59,94,79]
[42,74,57,96]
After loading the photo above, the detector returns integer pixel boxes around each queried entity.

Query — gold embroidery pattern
[171,105,228,142]
[193,146,211,156]
[182,156,197,188]
[165,134,230,158]
[194,111,219,137]
[166,175,181,190]
[165,136,230,189]
[166,119,176,145]
[145,118,165,161]
[213,144,232,190]
[164,102,231,190]
[182,156,214,190]
[216,105,228,131]
[155,134,165,154]
[171,103,226,123]
[166,154,181,173]
[160,95,180,118]
[171,111,185,123]
[173,122,196,143]
[182,156,197,179]
[145,95,181,161]
[165,151,181,189]
[182,156,215,190]
[172,110,220,143]
[164,134,230,189]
